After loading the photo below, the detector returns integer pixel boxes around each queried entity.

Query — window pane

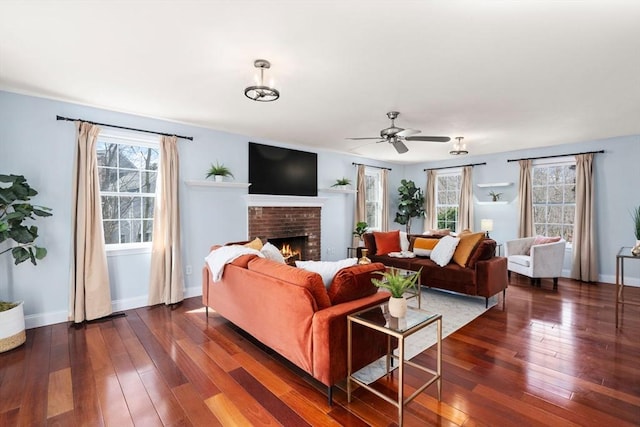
[119,169,140,193]
[564,185,575,203]
[143,197,154,219]
[103,221,119,244]
[130,220,142,243]
[99,168,118,192]
[533,206,547,223]
[119,196,139,219]
[548,206,562,224]
[533,168,548,185]
[532,187,546,203]
[547,224,562,237]
[534,224,546,235]
[563,205,575,224]
[565,165,576,183]
[102,196,119,220]
[142,171,157,194]
[97,142,118,167]
[143,220,154,242]
[120,220,132,243]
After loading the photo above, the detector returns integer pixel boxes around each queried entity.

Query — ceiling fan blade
[397,128,420,137]
[404,136,451,143]
[345,137,381,140]
[391,139,409,154]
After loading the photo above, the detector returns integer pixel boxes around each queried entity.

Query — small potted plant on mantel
[206,161,234,182]
[0,174,52,353]
[331,177,352,189]
[371,267,421,318]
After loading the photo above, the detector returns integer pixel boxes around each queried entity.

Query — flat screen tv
[249,142,318,196]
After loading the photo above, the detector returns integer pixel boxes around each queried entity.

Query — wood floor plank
[46,368,74,419]
[171,383,223,426]
[139,368,193,427]
[17,326,52,426]
[68,324,104,427]
[204,392,253,427]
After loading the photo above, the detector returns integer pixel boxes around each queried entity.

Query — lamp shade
[480,219,494,232]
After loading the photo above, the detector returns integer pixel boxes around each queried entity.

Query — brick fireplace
[248,206,321,261]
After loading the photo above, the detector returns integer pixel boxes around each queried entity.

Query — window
[364,167,382,231]
[532,161,575,243]
[435,171,461,231]
[97,134,159,247]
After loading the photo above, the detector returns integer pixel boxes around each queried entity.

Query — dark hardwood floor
[1,276,639,426]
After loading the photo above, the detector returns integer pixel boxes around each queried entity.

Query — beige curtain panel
[69,122,112,323]
[424,170,437,232]
[518,159,534,238]
[148,136,185,305]
[458,166,473,231]
[571,153,598,282]
[381,168,389,231]
[353,165,366,247]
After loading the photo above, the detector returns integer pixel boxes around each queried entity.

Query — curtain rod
[56,115,194,141]
[352,162,392,171]
[423,162,486,172]
[507,150,604,163]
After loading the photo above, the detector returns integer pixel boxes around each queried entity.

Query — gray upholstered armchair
[505,237,566,290]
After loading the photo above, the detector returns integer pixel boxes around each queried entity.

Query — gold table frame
[347,303,442,426]
[615,246,640,328]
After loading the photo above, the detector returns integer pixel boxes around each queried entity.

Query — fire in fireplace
[269,236,307,265]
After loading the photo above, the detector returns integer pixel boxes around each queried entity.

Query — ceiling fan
[347,111,450,154]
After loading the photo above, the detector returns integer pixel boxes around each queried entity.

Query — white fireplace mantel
[243,194,328,207]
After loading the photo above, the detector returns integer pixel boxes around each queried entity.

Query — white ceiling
[1,1,639,164]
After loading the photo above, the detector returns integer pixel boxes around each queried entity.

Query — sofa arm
[505,237,535,257]
[475,256,509,298]
[530,240,566,277]
[311,292,390,386]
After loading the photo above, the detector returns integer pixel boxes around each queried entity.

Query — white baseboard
[25,286,204,329]
[561,269,640,287]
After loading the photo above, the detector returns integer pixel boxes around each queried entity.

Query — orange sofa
[202,250,391,404]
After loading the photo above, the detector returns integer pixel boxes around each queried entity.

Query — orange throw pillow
[373,231,401,255]
[452,232,486,268]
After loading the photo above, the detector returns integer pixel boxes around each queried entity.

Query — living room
[1,1,639,425]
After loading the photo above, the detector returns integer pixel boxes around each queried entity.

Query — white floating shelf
[477,201,509,205]
[184,180,251,188]
[477,182,513,188]
[319,188,357,194]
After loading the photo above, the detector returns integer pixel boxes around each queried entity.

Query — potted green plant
[331,177,352,189]
[488,191,503,202]
[394,179,425,234]
[0,174,52,352]
[371,267,421,317]
[631,206,640,256]
[206,161,234,182]
[352,221,369,245]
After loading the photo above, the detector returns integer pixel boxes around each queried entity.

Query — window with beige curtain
[532,160,576,243]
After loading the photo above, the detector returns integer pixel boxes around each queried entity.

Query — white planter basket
[388,296,408,318]
[0,301,26,353]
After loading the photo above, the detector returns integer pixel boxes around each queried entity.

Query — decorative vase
[632,240,640,256]
[358,248,371,264]
[388,296,407,318]
[0,301,26,353]
[214,175,224,182]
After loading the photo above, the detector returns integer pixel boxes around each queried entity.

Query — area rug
[352,287,497,384]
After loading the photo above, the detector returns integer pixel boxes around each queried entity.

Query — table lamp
[480,219,494,238]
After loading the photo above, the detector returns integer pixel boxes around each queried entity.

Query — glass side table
[347,303,442,426]
[615,247,640,328]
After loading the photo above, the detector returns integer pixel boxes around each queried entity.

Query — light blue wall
[404,136,640,285]
[0,91,397,327]
[2,90,638,328]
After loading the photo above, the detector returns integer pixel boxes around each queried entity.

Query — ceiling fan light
[244,59,279,102]
[449,136,469,156]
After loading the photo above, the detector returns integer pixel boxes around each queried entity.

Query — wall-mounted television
[249,142,318,197]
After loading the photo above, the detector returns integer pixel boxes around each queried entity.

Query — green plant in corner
[371,267,421,298]
[331,177,352,187]
[0,174,52,312]
[206,161,234,179]
[352,221,369,241]
[394,179,425,234]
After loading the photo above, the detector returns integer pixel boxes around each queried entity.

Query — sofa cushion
[327,263,385,305]
[412,237,440,257]
[430,235,461,267]
[452,232,486,268]
[363,232,377,255]
[467,239,497,269]
[261,242,286,264]
[509,255,531,267]
[244,237,264,250]
[528,235,562,255]
[295,258,358,288]
[248,257,332,309]
[373,231,401,255]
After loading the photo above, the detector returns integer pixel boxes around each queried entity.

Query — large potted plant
[632,205,640,256]
[394,179,425,234]
[0,174,51,352]
[371,267,421,318]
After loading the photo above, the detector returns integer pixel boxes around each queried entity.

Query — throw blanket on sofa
[205,245,264,282]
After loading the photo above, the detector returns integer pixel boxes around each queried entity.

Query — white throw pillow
[295,258,358,288]
[430,235,461,267]
[261,242,286,264]
[399,231,410,252]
